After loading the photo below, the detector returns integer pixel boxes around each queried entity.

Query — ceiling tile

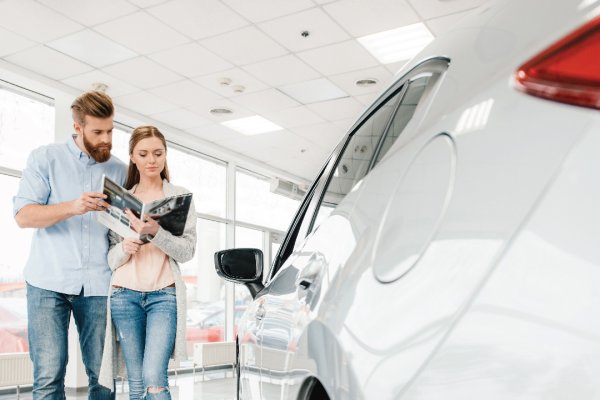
[291,121,347,151]
[187,123,241,144]
[127,0,166,7]
[329,66,393,96]
[323,0,420,37]
[0,0,83,42]
[192,68,269,97]
[148,80,221,108]
[425,10,473,36]
[103,57,183,89]
[306,96,365,122]
[221,0,314,23]
[258,7,350,52]
[47,29,137,68]
[115,90,178,115]
[0,27,35,57]
[233,89,299,114]
[297,40,379,75]
[147,0,249,40]
[61,70,140,97]
[94,11,188,54]
[356,92,380,106]
[200,26,288,66]
[408,0,484,19]
[279,78,347,104]
[37,0,138,26]
[243,55,321,87]
[150,108,212,130]
[5,46,93,80]
[149,43,232,78]
[187,97,255,122]
[263,105,325,129]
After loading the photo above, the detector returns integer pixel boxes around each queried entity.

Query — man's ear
[73,122,83,135]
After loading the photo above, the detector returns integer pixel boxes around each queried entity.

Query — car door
[253,58,450,400]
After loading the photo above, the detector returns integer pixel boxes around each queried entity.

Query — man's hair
[71,91,114,126]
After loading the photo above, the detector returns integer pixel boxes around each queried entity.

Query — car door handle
[295,256,323,290]
[255,304,266,320]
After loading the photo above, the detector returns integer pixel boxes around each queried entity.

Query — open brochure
[96,175,193,243]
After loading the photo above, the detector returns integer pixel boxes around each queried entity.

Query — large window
[0,85,54,355]
[0,86,54,171]
[235,169,299,232]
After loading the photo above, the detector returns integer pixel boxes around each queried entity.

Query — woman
[98,126,196,399]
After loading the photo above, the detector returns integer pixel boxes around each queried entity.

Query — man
[13,90,127,399]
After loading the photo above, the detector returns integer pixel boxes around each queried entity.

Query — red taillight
[515,15,600,109]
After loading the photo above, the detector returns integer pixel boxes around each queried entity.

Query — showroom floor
[0,369,235,399]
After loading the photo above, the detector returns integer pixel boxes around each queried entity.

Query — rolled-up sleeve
[13,148,51,216]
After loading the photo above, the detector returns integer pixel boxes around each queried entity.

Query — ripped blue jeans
[110,287,177,400]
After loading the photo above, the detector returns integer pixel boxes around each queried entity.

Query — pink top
[112,243,174,291]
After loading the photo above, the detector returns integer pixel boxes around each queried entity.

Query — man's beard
[83,133,112,163]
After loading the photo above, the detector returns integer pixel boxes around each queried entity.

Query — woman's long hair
[124,126,170,189]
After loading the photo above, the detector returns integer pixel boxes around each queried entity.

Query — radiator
[193,341,236,368]
[0,353,33,387]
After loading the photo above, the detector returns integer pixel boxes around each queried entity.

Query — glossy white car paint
[227,0,600,398]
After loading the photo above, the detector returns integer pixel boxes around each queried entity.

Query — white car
[215,0,600,398]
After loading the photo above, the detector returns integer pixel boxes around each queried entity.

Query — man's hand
[71,192,110,215]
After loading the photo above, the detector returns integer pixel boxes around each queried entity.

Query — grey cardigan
[98,180,196,390]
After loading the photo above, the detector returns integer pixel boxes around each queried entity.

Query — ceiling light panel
[279,78,348,104]
[258,7,350,52]
[47,30,137,68]
[222,115,283,135]
[358,23,434,64]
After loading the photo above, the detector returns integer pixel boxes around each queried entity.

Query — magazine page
[96,175,143,240]
[142,193,193,237]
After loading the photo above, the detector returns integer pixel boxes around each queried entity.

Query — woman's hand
[121,237,144,255]
[124,208,160,237]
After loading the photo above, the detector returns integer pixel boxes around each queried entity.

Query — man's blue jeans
[26,283,114,400]
[110,287,177,400]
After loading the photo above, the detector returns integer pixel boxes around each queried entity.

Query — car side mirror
[214,248,264,299]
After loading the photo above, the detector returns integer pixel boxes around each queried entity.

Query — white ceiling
[0,0,485,183]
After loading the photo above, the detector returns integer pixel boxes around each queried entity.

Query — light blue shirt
[13,136,127,296]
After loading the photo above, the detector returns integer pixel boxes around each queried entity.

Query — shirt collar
[67,134,96,165]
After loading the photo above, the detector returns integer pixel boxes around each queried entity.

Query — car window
[268,59,449,281]
[310,63,445,232]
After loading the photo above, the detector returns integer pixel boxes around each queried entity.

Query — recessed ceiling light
[210,107,233,115]
[221,115,283,135]
[358,23,434,64]
[355,78,378,87]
